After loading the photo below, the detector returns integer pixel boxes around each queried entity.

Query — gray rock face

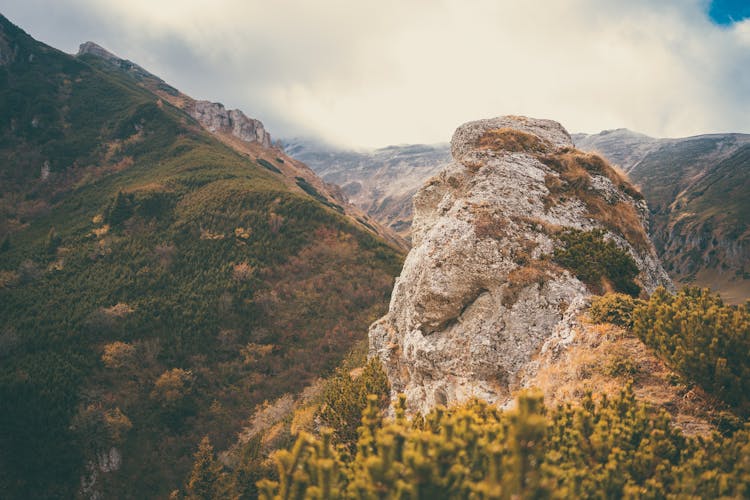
[189,100,272,148]
[77,41,118,61]
[369,116,672,414]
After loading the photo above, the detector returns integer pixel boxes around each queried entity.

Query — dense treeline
[185,385,749,499]
[591,288,750,416]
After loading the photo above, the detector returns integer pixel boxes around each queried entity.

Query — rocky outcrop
[189,100,272,148]
[77,41,118,61]
[369,116,672,414]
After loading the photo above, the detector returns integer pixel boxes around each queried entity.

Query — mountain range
[287,129,749,302]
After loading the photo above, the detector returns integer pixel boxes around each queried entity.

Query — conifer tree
[45,227,61,254]
[0,234,10,252]
[186,436,223,500]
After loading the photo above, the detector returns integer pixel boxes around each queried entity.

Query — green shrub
[316,358,390,453]
[589,293,643,327]
[604,354,641,378]
[257,387,750,499]
[257,158,281,174]
[553,229,641,296]
[633,287,750,415]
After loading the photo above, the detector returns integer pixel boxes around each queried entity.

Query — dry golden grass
[543,149,643,200]
[0,270,19,289]
[231,261,255,282]
[101,302,134,318]
[585,197,650,251]
[199,228,225,240]
[261,421,288,449]
[502,260,563,306]
[92,224,110,238]
[290,405,317,436]
[561,163,591,190]
[473,211,509,240]
[514,216,563,236]
[477,128,551,154]
[540,149,650,251]
[525,319,719,437]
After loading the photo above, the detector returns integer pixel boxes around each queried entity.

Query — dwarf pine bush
[255,386,750,499]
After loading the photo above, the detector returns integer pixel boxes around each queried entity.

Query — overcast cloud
[2,0,749,147]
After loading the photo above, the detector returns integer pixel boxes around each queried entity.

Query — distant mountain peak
[77,41,117,59]
[76,40,180,96]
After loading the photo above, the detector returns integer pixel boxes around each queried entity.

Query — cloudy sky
[2,0,749,147]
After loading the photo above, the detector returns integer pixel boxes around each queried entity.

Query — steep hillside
[74,42,406,251]
[574,130,750,302]
[0,16,403,499]
[284,139,451,239]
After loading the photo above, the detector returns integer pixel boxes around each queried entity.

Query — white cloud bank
[3,0,750,147]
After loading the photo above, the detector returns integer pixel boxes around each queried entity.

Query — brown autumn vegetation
[472,210,510,240]
[526,319,718,437]
[540,149,650,251]
[502,259,564,306]
[477,128,550,154]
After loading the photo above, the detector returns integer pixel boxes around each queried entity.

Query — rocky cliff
[188,100,272,148]
[369,116,672,414]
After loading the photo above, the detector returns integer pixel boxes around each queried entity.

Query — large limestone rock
[369,116,672,414]
[189,100,272,148]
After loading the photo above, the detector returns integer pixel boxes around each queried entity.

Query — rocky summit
[369,116,672,414]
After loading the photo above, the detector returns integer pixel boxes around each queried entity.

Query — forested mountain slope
[0,15,403,498]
